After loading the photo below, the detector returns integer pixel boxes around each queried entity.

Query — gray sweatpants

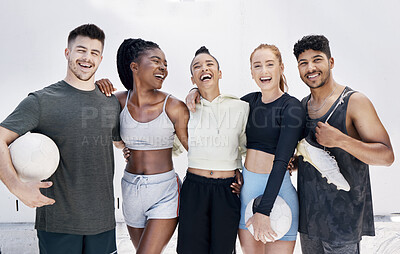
[300,233,360,254]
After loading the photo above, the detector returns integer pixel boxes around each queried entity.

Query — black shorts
[177,172,240,254]
[37,229,117,254]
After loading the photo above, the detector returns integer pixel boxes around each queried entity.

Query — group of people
[0,23,394,254]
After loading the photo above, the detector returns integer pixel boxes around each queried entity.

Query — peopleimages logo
[120,136,173,147]
[81,106,119,128]
[81,135,115,146]
[188,109,245,130]
[189,135,230,147]
[247,105,305,128]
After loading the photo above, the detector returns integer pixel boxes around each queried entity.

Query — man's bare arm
[315,92,394,166]
[0,126,55,207]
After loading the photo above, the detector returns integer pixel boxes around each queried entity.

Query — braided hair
[117,38,160,90]
[190,46,220,75]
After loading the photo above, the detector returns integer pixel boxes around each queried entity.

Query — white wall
[0,0,399,222]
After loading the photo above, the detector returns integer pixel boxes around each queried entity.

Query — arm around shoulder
[114,91,128,109]
[166,96,189,151]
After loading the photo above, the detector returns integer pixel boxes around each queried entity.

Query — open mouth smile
[307,73,320,79]
[200,73,212,81]
[154,73,166,80]
[78,61,93,70]
[260,77,272,82]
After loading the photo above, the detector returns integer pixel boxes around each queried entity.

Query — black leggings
[177,172,240,254]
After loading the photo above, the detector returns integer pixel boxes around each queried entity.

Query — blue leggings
[239,166,299,241]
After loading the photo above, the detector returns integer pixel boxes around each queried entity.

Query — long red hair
[250,44,288,92]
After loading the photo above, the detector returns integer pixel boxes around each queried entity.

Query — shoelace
[325,150,338,163]
[323,89,354,152]
[132,175,149,196]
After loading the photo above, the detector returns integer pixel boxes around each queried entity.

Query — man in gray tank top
[293,35,394,254]
[0,24,121,254]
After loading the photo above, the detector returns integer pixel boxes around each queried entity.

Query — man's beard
[68,59,96,81]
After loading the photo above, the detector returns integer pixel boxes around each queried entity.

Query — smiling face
[250,48,284,91]
[65,35,103,82]
[133,48,168,90]
[297,49,334,89]
[190,53,222,90]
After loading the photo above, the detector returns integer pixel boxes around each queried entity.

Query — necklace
[308,85,337,112]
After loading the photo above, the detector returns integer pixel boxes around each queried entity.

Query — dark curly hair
[293,35,331,60]
[116,38,160,90]
[190,46,220,75]
[68,24,105,49]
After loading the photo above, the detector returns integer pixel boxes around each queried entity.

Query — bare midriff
[125,148,173,175]
[187,168,236,178]
[244,149,274,174]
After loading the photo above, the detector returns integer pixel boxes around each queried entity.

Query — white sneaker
[296,138,350,191]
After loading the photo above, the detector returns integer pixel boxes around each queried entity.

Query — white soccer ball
[9,132,60,182]
[245,195,292,242]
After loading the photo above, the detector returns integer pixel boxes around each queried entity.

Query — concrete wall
[0,0,399,223]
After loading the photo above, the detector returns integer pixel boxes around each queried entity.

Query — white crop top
[187,94,249,171]
[120,91,175,150]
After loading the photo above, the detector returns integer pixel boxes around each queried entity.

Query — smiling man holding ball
[0,24,121,254]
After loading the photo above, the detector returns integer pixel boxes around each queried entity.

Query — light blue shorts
[121,169,181,228]
[239,166,299,241]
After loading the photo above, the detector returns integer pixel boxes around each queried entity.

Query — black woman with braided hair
[98,38,189,253]
[98,44,246,253]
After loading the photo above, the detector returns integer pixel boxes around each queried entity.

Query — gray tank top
[120,91,175,150]
[298,86,375,243]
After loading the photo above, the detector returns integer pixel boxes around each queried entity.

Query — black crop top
[241,92,306,216]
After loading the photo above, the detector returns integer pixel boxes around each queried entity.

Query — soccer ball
[9,132,60,182]
[245,195,292,242]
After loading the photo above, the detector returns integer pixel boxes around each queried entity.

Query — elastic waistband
[123,169,176,185]
[185,171,235,185]
[242,165,290,179]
